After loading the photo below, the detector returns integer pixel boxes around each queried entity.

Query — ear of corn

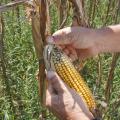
[44,44,96,113]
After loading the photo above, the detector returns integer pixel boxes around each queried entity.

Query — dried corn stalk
[69,0,89,26]
[105,53,120,103]
[31,0,51,119]
[57,0,69,29]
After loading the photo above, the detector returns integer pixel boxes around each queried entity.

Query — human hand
[46,71,94,120]
[47,27,100,60]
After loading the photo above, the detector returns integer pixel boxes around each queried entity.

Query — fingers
[46,71,68,94]
[46,71,67,112]
[65,46,78,61]
[47,27,73,45]
[46,89,58,107]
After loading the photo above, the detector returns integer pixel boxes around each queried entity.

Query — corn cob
[44,44,96,113]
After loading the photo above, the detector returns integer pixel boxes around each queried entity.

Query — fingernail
[47,36,54,43]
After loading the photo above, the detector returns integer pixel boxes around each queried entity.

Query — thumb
[47,27,72,45]
[46,71,68,94]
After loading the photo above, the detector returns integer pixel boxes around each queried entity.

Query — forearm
[95,25,120,53]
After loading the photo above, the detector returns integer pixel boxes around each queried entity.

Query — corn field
[0,0,120,120]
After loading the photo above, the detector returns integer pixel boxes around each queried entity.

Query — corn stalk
[105,53,120,103]
[31,0,51,119]
[57,0,69,29]
[69,0,88,26]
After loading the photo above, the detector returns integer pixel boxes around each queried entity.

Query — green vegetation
[0,0,120,120]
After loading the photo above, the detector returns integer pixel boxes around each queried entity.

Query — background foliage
[0,0,120,120]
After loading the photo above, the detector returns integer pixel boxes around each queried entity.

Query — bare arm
[96,25,120,53]
[48,24,120,60]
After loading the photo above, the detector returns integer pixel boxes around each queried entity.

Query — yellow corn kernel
[51,46,96,112]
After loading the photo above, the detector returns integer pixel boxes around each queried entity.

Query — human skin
[48,25,120,60]
[46,71,94,120]
[46,25,120,120]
